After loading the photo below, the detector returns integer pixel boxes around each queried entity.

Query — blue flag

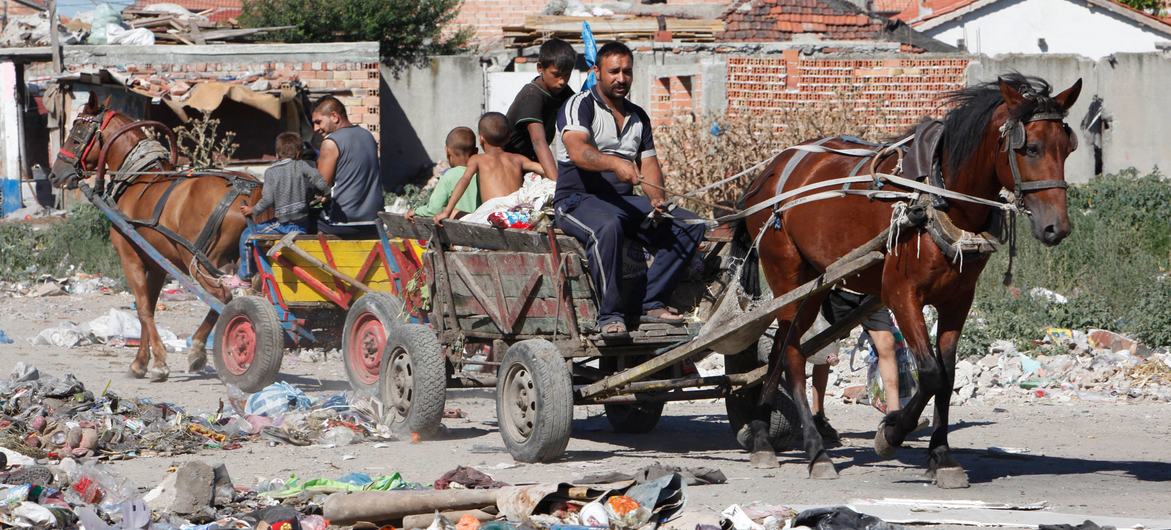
[582,21,597,91]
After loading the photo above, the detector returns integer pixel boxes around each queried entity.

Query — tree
[1115,0,1164,14]
[240,0,473,72]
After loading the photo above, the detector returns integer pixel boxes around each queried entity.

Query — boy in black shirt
[504,38,576,181]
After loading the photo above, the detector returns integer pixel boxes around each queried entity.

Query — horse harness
[729,101,1076,266]
[57,111,259,277]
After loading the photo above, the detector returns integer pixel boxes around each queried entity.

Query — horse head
[992,76,1082,246]
[50,93,119,188]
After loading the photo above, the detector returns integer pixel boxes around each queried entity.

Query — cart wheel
[213,296,284,393]
[600,357,663,433]
[344,293,406,396]
[604,402,664,433]
[496,339,572,463]
[379,323,446,437]
[725,335,799,450]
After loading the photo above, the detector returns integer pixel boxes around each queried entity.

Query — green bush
[961,169,1171,355]
[0,203,122,281]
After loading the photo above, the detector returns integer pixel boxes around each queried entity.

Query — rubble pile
[832,327,1171,406]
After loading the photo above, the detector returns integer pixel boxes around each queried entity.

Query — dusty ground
[1,291,1170,527]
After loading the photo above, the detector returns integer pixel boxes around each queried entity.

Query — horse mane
[941,72,1062,175]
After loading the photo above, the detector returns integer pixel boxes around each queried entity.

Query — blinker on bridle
[997,96,1077,206]
[56,110,116,173]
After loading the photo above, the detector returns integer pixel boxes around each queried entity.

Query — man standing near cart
[552,41,706,338]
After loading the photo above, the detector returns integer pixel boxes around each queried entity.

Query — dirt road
[1,291,1169,527]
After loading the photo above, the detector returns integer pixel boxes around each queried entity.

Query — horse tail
[731,217,761,297]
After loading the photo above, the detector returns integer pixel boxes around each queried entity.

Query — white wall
[1,61,19,182]
[926,0,1171,59]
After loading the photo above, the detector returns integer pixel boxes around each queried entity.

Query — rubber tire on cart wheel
[600,357,663,433]
[496,339,573,463]
[724,332,800,450]
[379,323,446,437]
[213,296,284,393]
[344,293,406,396]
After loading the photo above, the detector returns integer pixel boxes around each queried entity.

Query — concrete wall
[925,0,1171,60]
[968,52,1171,182]
[383,50,1170,186]
[381,56,484,189]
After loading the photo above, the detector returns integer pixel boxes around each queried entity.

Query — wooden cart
[377,212,888,462]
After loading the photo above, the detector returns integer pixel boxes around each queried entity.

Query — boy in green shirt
[407,127,480,219]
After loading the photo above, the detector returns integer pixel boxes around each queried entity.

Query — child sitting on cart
[231,132,330,286]
[405,126,480,221]
[433,113,545,226]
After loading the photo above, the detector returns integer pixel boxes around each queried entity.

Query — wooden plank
[446,252,593,299]
[577,250,887,398]
[379,213,583,254]
[449,256,509,333]
[506,271,543,332]
[450,296,594,326]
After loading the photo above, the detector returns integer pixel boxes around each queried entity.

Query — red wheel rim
[348,312,386,386]
[222,315,256,376]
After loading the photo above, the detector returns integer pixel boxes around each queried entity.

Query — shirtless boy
[434,112,544,225]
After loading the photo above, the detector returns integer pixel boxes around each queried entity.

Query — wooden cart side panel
[257,239,393,304]
[443,251,598,336]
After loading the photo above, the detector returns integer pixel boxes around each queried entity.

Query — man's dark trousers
[554,192,705,327]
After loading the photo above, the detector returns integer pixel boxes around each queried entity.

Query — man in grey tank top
[312,96,382,237]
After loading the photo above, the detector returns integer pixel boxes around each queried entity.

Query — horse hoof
[128,367,147,379]
[809,459,839,480]
[148,367,169,382]
[874,421,897,459]
[187,351,208,372]
[932,466,970,489]
[750,451,779,469]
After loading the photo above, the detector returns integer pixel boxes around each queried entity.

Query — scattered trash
[245,382,314,417]
[0,329,13,344]
[987,446,1032,458]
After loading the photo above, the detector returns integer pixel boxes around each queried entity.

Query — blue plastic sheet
[581,22,597,91]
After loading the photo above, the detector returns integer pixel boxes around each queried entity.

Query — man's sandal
[600,321,629,339]
[641,306,685,323]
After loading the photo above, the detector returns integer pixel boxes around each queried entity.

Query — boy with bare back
[433,112,544,225]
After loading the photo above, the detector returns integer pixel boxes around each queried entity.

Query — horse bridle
[56,110,117,174]
[998,108,1078,207]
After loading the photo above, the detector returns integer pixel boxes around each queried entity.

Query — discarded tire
[379,323,446,437]
[344,293,406,396]
[496,339,573,463]
[213,295,284,393]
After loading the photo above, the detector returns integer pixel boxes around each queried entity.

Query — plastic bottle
[320,426,356,446]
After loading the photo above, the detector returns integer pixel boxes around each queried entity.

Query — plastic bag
[865,325,919,413]
[245,382,313,417]
[106,24,155,45]
[86,4,124,44]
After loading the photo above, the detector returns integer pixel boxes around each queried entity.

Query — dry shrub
[656,96,882,216]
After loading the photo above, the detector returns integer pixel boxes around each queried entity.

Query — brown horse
[733,74,1081,487]
[49,95,260,382]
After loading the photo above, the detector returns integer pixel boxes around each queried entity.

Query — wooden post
[48,0,66,208]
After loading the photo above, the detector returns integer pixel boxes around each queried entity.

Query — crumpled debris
[434,466,509,490]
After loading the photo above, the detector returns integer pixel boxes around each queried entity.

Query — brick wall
[650,74,703,123]
[64,60,382,143]
[725,52,970,132]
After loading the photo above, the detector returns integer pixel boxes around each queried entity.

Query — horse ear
[1054,78,1082,111]
[83,92,100,114]
[101,95,113,109]
[998,77,1025,108]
